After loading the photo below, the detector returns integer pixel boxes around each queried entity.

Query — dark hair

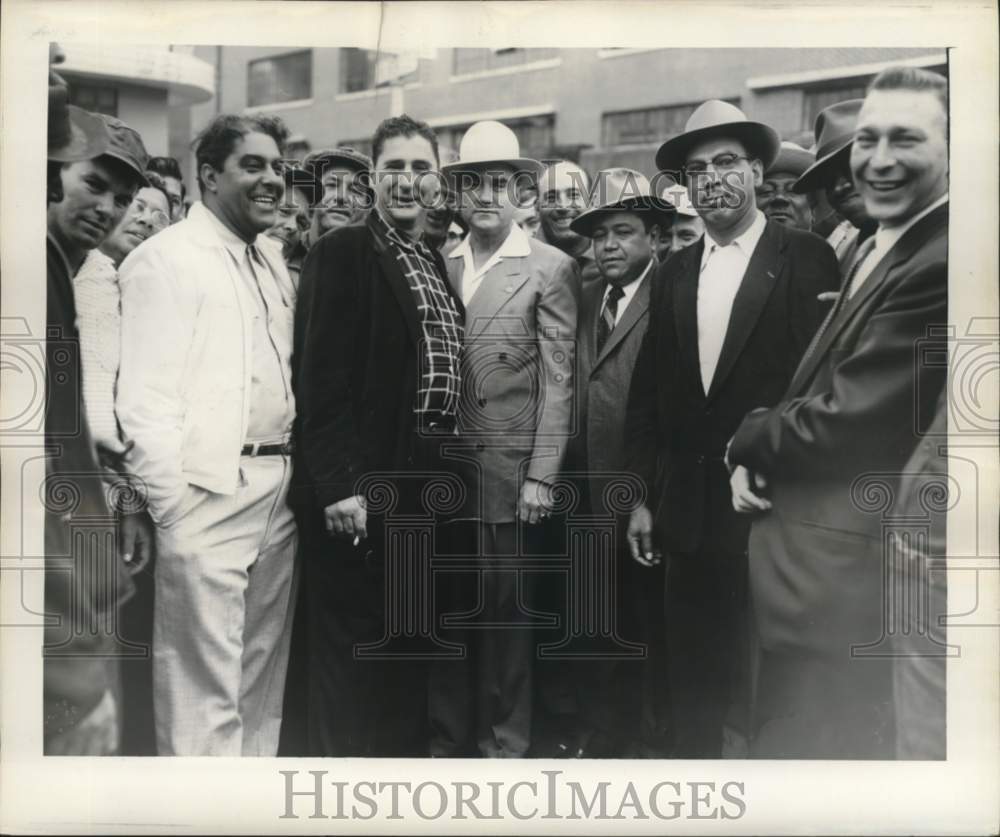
[142,170,173,212]
[868,66,948,117]
[371,114,438,168]
[147,155,185,199]
[192,113,290,193]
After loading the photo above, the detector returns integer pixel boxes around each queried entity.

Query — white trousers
[152,454,297,756]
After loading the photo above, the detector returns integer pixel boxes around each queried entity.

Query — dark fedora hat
[570,167,673,237]
[655,99,781,175]
[792,98,864,194]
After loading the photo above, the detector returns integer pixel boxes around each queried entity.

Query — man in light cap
[537,160,602,289]
[793,99,877,273]
[302,146,372,246]
[657,182,705,262]
[625,100,839,757]
[756,141,816,231]
[429,120,578,758]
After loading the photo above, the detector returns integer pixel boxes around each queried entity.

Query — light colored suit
[117,201,298,756]
[446,235,579,522]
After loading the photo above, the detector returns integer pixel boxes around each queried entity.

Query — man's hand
[627,504,660,567]
[119,510,155,571]
[730,466,772,514]
[324,495,367,540]
[47,689,118,756]
[518,478,553,525]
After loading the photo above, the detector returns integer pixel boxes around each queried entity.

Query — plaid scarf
[373,211,464,424]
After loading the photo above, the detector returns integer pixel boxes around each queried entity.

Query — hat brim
[766,148,816,179]
[441,158,545,179]
[655,121,781,176]
[99,150,150,186]
[792,140,852,194]
[570,196,675,237]
[48,105,110,163]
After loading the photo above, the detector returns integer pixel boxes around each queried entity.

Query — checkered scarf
[374,211,464,422]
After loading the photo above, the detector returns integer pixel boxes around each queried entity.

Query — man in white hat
[624,99,840,757]
[657,183,705,262]
[537,160,602,289]
[756,141,816,231]
[428,120,579,758]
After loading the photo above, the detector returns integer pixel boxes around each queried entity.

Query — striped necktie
[596,284,625,354]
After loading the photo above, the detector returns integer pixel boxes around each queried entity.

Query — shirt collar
[701,209,767,270]
[874,193,948,254]
[605,258,654,302]
[202,203,258,258]
[448,220,531,265]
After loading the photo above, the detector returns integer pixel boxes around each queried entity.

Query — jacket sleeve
[294,233,365,508]
[526,254,579,484]
[624,264,665,509]
[729,256,948,481]
[116,244,195,526]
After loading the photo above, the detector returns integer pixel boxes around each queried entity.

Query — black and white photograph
[1,0,997,833]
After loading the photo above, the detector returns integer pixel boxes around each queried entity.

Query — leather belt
[241,439,294,457]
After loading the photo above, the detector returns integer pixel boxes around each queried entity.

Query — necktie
[845,234,878,299]
[596,284,625,354]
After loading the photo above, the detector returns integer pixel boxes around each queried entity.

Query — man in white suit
[428,121,579,757]
[117,113,298,756]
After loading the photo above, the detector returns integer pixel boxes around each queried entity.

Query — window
[601,100,740,147]
[452,48,558,76]
[68,83,118,117]
[437,115,556,162]
[339,49,419,93]
[247,50,312,107]
[802,83,870,131]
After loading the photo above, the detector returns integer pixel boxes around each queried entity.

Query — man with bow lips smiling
[117,114,299,756]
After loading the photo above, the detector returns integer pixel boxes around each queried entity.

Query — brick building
[172,46,946,192]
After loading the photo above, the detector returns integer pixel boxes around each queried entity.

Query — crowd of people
[44,44,949,761]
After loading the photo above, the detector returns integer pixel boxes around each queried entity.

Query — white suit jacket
[116,201,295,526]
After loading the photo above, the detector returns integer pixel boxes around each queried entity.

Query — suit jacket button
[498,352,507,362]
[476,443,485,452]
[696,455,705,464]
[478,397,487,407]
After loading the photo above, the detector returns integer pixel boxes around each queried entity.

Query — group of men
[44,54,949,761]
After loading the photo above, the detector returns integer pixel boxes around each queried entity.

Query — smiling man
[726,67,949,758]
[117,113,299,756]
[625,100,839,758]
[294,114,465,757]
[538,160,602,289]
[302,146,372,246]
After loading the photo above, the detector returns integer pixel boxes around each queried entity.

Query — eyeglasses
[683,153,751,177]
[130,198,170,231]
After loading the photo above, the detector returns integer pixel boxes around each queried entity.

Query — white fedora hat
[441,120,544,178]
[660,183,700,218]
[654,99,781,175]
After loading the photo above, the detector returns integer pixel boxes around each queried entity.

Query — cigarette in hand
[353,535,360,547]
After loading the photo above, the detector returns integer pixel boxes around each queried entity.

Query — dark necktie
[596,284,625,354]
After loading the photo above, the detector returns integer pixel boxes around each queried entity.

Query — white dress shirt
[601,258,654,326]
[848,194,949,298]
[449,221,532,305]
[697,210,767,394]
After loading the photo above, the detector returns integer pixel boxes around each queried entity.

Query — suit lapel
[370,224,422,345]
[465,257,530,336]
[579,279,604,376]
[593,271,651,370]
[673,241,703,394]
[706,221,784,400]
[788,203,949,394]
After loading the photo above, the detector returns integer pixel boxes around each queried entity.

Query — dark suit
[626,218,840,757]
[565,265,671,754]
[728,202,948,758]
[292,213,464,756]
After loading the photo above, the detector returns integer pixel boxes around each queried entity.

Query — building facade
[177,46,946,192]
[59,44,215,157]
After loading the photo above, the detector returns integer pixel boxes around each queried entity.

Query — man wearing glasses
[624,100,839,758]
